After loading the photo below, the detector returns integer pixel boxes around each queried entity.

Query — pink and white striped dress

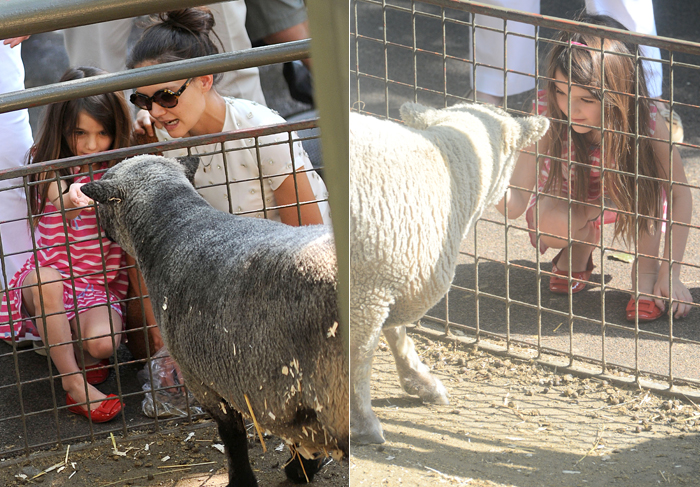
[0,169,128,341]
[525,90,657,253]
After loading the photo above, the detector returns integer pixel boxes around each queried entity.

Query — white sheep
[350,102,548,444]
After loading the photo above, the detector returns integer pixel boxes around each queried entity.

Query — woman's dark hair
[29,66,132,225]
[127,7,223,84]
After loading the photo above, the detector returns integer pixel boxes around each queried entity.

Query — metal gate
[0,0,346,460]
[352,0,700,399]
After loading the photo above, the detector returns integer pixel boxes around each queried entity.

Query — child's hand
[68,183,93,209]
[653,271,693,318]
[133,110,162,137]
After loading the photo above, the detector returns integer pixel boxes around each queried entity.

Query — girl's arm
[649,118,693,317]
[45,175,92,220]
[495,133,549,219]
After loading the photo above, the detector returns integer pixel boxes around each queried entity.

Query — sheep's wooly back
[350,104,548,327]
[86,155,349,460]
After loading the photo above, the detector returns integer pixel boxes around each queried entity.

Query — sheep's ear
[399,102,434,129]
[81,180,123,204]
[502,114,549,154]
[176,156,200,184]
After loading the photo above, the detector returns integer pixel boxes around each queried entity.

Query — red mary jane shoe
[66,393,122,423]
[626,298,664,322]
[81,359,110,385]
[550,250,595,294]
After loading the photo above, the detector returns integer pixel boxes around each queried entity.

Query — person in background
[0,42,34,298]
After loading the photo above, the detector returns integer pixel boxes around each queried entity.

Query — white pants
[474,0,540,97]
[63,2,267,105]
[0,44,34,288]
[476,0,661,99]
[585,0,662,99]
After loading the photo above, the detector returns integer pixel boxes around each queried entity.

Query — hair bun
[158,7,215,36]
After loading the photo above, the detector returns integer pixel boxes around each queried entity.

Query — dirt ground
[350,333,700,487]
[0,421,348,487]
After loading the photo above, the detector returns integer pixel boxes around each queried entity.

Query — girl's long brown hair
[543,14,662,245]
[29,66,132,226]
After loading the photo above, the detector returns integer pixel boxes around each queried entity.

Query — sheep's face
[81,155,200,257]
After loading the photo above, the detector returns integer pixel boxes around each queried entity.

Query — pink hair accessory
[570,41,587,47]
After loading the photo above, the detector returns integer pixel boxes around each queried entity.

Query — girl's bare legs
[633,221,664,301]
[535,195,600,270]
[72,305,123,367]
[22,268,112,411]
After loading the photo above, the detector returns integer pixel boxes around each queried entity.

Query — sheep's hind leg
[384,325,449,404]
[284,450,331,483]
[206,400,257,487]
[350,319,386,444]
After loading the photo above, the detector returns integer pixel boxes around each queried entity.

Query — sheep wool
[82,154,347,486]
[350,102,548,444]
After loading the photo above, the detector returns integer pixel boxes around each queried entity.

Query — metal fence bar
[0,0,224,41]
[0,41,310,115]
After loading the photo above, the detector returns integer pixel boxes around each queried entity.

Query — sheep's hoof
[350,421,386,445]
[284,454,330,483]
[401,374,450,405]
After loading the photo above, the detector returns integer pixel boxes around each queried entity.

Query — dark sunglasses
[130,78,193,110]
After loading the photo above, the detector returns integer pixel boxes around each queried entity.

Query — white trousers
[474,0,540,97]
[476,0,662,99]
[63,2,267,105]
[585,0,662,99]
[0,44,34,288]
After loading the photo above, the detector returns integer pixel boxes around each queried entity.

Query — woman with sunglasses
[128,7,330,227]
[121,8,331,365]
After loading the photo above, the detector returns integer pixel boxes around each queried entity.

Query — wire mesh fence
[0,119,325,457]
[351,0,700,398]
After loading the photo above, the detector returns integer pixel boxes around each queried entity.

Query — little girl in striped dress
[0,67,132,423]
[496,15,693,322]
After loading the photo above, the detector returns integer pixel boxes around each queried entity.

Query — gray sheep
[82,155,348,486]
[350,102,548,444]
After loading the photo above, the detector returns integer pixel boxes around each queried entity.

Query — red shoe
[550,250,594,294]
[626,298,664,322]
[81,359,110,385]
[66,393,122,423]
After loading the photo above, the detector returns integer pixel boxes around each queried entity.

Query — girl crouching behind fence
[0,67,132,423]
[496,14,693,322]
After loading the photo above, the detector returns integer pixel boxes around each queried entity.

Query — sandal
[80,359,110,385]
[626,297,664,322]
[66,393,122,423]
[550,250,594,294]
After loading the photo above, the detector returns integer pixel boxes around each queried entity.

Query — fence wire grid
[352,0,700,399]
[0,117,325,456]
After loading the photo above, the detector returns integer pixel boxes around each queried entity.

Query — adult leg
[209,1,267,106]
[63,19,133,74]
[584,0,662,99]
[473,0,540,106]
[0,43,34,288]
[22,268,109,410]
[383,325,449,404]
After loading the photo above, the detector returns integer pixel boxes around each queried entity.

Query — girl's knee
[24,269,65,312]
[82,334,118,359]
